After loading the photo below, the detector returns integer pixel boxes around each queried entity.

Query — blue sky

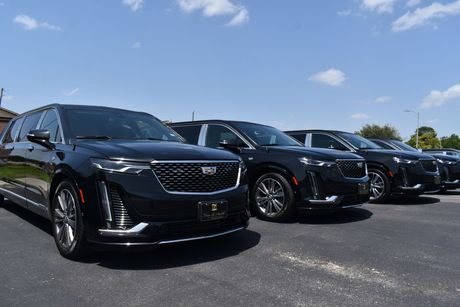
[1,0,459,139]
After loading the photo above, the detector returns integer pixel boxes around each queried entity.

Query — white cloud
[361,0,398,13]
[350,113,371,120]
[374,96,392,103]
[14,15,62,31]
[392,0,460,31]
[337,10,352,16]
[421,83,460,108]
[407,0,422,7]
[122,0,145,11]
[65,88,80,96]
[132,42,142,48]
[309,68,346,87]
[177,0,249,26]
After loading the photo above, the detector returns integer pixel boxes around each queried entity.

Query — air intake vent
[151,161,240,193]
[421,160,437,173]
[336,160,367,178]
[109,185,134,230]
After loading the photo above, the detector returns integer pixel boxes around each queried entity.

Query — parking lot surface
[1,192,460,307]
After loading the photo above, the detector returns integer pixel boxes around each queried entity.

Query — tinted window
[234,123,300,147]
[3,118,24,144]
[18,112,43,142]
[390,140,418,152]
[206,125,247,148]
[290,134,306,144]
[172,125,201,144]
[64,109,181,142]
[39,110,62,142]
[312,133,348,150]
[371,139,394,150]
[337,132,381,150]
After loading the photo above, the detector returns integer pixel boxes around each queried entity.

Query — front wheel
[251,172,296,222]
[51,180,89,260]
[368,168,391,203]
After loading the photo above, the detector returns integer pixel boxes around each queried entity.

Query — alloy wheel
[53,189,77,249]
[255,178,286,216]
[369,171,385,200]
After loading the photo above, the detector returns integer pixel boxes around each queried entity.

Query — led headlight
[392,157,419,164]
[300,157,336,167]
[91,158,151,174]
[436,158,455,165]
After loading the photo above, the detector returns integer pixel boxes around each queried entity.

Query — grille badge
[357,162,364,168]
[201,166,217,175]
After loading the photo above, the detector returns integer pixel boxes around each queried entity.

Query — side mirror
[27,130,55,150]
[219,139,243,154]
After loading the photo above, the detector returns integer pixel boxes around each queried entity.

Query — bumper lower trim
[308,195,339,205]
[98,222,149,237]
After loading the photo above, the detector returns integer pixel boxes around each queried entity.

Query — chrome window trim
[38,108,65,144]
[150,159,243,195]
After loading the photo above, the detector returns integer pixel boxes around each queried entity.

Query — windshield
[235,123,301,147]
[63,108,181,142]
[390,140,418,152]
[338,132,381,150]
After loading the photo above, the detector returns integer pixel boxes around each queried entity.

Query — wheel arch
[49,165,81,212]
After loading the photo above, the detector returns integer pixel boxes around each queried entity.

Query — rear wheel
[251,172,295,222]
[368,168,391,203]
[51,180,89,260]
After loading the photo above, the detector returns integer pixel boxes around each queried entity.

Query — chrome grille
[151,160,240,194]
[109,185,134,229]
[421,160,437,172]
[336,160,367,178]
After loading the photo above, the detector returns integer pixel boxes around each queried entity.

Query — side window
[18,112,44,142]
[39,110,62,143]
[172,125,202,144]
[290,134,306,144]
[311,133,348,151]
[3,118,24,144]
[205,125,248,148]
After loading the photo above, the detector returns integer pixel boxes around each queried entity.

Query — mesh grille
[109,185,134,229]
[421,160,437,172]
[336,160,367,178]
[151,161,240,193]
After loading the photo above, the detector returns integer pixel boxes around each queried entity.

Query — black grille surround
[151,160,241,194]
[421,159,438,173]
[109,185,134,230]
[336,159,367,178]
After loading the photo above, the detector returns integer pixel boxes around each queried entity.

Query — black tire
[51,180,89,260]
[368,168,391,203]
[251,172,296,222]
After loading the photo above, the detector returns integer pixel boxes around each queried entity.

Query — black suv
[284,130,441,202]
[169,120,370,222]
[0,105,249,259]
[370,140,460,192]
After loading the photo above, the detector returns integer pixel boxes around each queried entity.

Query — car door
[0,117,28,207]
[24,109,62,214]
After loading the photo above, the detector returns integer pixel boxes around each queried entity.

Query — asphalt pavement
[1,192,460,307]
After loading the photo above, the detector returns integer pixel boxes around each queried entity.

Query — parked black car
[284,130,441,202]
[169,121,370,222]
[423,148,460,158]
[0,104,250,259]
[369,139,460,192]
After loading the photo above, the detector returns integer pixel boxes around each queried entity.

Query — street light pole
[404,109,420,149]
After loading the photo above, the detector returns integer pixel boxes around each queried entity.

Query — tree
[441,134,460,149]
[356,124,402,140]
[407,126,441,149]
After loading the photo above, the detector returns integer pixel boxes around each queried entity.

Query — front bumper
[391,164,441,195]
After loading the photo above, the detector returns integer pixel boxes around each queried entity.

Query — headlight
[91,158,151,174]
[436,158,455,165]
[393,157,419,164]
[300,157,335,167]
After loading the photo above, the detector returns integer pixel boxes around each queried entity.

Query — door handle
[27,145,34,152]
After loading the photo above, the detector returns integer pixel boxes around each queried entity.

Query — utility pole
[404,109,420,149]
[192,111,195,121]
[0,88,3,107]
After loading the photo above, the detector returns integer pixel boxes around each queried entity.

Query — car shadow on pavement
[438,190,460,196]
[383,196,440,205]
[2,200,52,235]
[295,208,373,225]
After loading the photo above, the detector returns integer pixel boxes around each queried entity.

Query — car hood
[361,149,435,160]
[268,146,363,160]
[74,140,240,162]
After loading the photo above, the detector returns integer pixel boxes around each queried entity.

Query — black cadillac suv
[369,139,460,192]
[0,104,249,259]
[284,130,441,202]
[169,121,370,222]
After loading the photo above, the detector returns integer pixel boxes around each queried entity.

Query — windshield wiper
[76,135,112,140]
[143,137,178,142]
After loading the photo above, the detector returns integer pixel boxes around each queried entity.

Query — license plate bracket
[198,200,228,221]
